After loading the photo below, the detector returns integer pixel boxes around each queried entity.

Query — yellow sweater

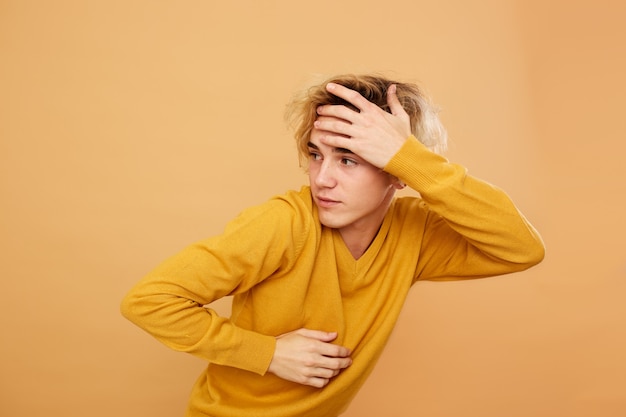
[121,136,544,417]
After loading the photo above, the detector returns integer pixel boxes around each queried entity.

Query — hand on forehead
[312,83,412,169]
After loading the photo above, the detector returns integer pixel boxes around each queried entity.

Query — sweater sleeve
[120,194,309,375]
[384,136,545,281]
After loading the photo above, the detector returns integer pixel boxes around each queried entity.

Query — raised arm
[315,82,544,277]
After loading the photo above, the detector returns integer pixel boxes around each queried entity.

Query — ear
[391,176,406,190]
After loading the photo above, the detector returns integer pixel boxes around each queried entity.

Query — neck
[339,208,391,260]
[340,229,377,259]
[337,188,396,259]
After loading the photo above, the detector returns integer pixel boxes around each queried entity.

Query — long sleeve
[120,195,311,375]
[384,135,545,281]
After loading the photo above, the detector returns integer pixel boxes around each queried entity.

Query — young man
[121,74,545,417]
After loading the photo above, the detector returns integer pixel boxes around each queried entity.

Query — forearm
[121,272,276,375]
[121,197,309,374]
[386,136,545,269]
[120,231,285,374]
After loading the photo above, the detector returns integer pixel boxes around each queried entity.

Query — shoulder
[229,186,313,220]
[224,186,317,249]
[390,195,430,219]
[384,195,434,238]
[242,186,315,228]
[272,186,315,213]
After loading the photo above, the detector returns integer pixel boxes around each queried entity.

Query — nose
[313,160,337,188]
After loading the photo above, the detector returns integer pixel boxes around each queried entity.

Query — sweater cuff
[384,135,453,192]
[228,329,276,376]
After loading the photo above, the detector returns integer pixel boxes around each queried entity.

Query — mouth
[316,195,341,208]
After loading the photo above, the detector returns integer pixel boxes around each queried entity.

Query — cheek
[364,171,394,189]
[365,178,395,202]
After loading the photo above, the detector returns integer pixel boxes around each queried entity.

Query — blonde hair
[285,74,448,166]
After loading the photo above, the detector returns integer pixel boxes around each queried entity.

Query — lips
[316,195,341,208]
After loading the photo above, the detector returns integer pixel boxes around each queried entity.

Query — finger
[309,366,342,380]
[317,355,352,371]
[317,134,356,155]
[326,82,372,111]
[305,376,331,388]
[313,117,353,138]
[303,362,348,386]
[316,104,359,123]
[296,328,338,342]
[386,84,406,117]
[316,341,351,358]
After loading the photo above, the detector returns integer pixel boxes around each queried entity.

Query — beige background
[1,1,625,416]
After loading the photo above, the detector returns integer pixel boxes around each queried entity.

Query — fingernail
[327,83,336,90]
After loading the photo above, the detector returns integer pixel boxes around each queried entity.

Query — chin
[318,215,345,230]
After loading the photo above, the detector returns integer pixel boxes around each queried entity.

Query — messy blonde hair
[285,73,448,166]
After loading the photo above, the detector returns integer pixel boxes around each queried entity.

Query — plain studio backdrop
[1,1,625,416]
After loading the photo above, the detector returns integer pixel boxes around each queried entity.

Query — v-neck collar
[331,201,395,273]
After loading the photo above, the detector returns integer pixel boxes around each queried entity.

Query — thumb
[386,84,405,117]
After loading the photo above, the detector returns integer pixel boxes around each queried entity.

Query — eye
[308,150,322,161]
[341,157,357,166]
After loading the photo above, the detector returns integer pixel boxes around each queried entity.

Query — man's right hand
[267,328,352,388]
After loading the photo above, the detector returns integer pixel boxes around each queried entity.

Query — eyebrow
[307,141,354,155]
